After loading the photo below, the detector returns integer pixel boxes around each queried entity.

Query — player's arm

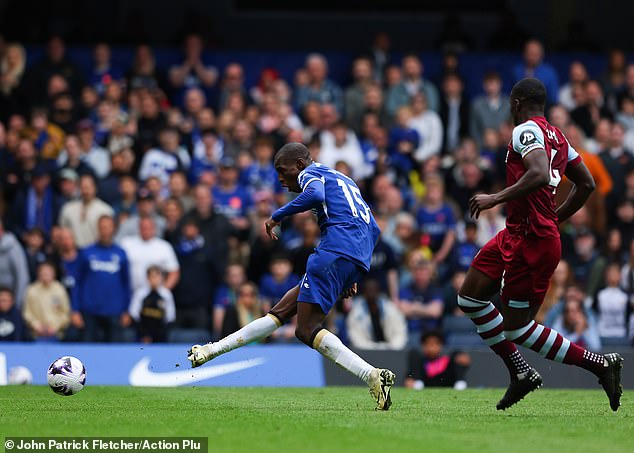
[265,178,325,239]
[556,160,595,223]
[469,149,550,219]
[433,229,456,265]
[387,269,399,304]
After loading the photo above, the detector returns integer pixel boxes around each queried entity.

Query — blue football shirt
[294,163,381,271]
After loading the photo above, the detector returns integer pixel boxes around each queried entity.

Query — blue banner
[0,344,325,387]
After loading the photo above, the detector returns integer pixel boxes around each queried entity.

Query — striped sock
[505,320,606,375]
[457,295,529,379]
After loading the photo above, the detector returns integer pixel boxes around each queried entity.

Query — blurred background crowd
[0,25,633,353]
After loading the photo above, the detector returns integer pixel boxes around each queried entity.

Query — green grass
[0,386,631,453]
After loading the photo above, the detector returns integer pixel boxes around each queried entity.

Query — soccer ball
[47,356,86,396]
[8,366,33,385]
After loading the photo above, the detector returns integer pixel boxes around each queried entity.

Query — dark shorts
[297,249,363,314]
[471,229,561,309]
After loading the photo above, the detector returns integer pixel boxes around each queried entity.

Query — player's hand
[469,193,498,219]
[71,311,85,329]
[120,312,132,328]
[265,217,281,240]
[341,283,358,299]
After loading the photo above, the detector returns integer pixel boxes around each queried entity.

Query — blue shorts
[297,249,363,314]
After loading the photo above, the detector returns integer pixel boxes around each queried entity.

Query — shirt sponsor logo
[89,254,121,273]
[520,130,536,146]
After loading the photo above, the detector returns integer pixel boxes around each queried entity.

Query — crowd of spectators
[0,34,633,350]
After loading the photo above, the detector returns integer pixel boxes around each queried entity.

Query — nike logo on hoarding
[128,356,266,387]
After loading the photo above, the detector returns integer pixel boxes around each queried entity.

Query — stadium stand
[0,33,633,353]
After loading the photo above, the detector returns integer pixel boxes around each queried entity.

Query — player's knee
[456,294,487,313]
[503,320,534,344]
[267,308,287,325]
[456,294,469,313]
[295,326,312,346]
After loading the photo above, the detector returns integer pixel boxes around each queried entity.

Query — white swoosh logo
[128,356,266,387]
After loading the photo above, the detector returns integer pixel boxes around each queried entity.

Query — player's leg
[296,301,374,383]
[187,286,299,367]
[296,251,395,410]
[502,294,623,411]
[458,267,542,410]
[501,236,623,411]
[296,301,395,411]
[457,232,534,383]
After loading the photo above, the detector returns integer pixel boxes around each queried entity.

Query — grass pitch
[0,386,630,453]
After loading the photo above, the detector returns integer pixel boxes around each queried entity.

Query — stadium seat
[443,315,477,334]
[600,336,631,347]
[168,328,211,344]
[445,333,484,347]
[443,316,482,347]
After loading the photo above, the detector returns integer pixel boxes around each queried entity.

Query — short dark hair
[270,253,290,264]
[200,127,217,136]
[79,172,97,185]
[0,286,14,298]
[146,265,163,277]
[483,70,501,82]
[254,135,275,149]
[37,260,57,276]
[332,120,347,129]
[421,329,445,344]
[98,214,114,224]
[402,52,420,62]
[511,78,547,108]
[274,142,310,166]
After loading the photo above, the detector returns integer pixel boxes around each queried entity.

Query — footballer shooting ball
[47,356,86,396]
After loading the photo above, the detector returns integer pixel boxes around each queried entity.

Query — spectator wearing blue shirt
[74,215,132,342]
[398,259,444,346]
[23,228,50,282]
[26,35,84,106]
[89,43,124,96]
[111,174,138,220]
[213,263,246,338]
[0,287,24,341]
[98,147,136,207]
[240,137,282,195]
[217,63,251,113]
[189,128,220,186]
[416,174,456,268]
[52,227,81,307]
[512,39,559,105]
[366,237,400,304]
[168,34,218,107]
[9,164,62,240]
[212,157,252,237]
[138,127,190,193]
[259,255,300,312]
[388,106,420,183]
[171,219,221,331]
[567,229,606,297]
[546,286,602,352]
[452,221,479,273]
[295,53,343,114]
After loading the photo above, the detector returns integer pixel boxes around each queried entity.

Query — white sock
[215,314,281,355]
[313,329,374,384]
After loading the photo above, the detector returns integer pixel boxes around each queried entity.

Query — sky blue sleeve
[272,179,325,222]
[512,121,545,158]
